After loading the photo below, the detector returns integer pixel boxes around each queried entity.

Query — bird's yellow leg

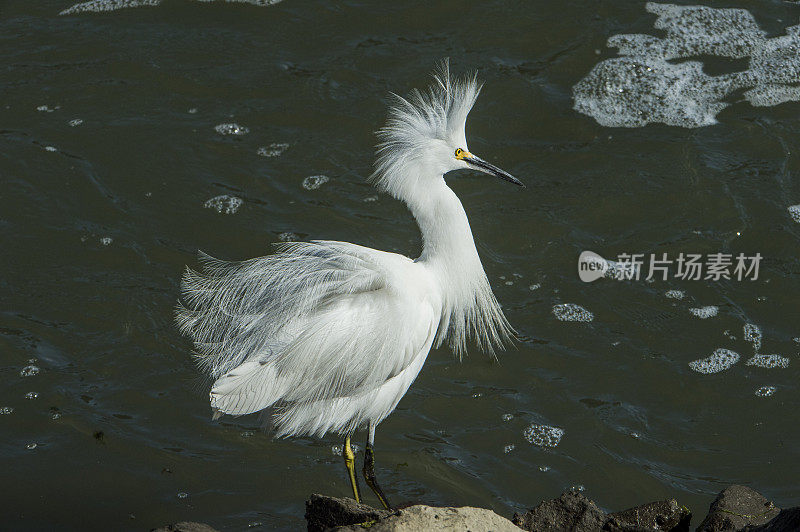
[343,435,361,503]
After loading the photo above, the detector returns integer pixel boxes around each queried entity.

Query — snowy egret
[176,61,523,509]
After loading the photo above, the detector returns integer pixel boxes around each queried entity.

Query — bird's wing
[176,240,439,417]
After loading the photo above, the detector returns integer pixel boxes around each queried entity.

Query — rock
[151,523,218,532]
[305,494,391,532]
[305,494,518,531]
[606,499,691,531]
[746,507,800,531]
[337,505,521,531]
[696,485,780,531]
[513,491,607,531]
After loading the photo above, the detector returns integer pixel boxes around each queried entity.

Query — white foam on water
[0,407,13,415]
[36,105,57,112]
[362,195,378,203]
[523,424,564,447]
[24,392,38,400]
[755,386,776,397]
[44,146,57,152]
[302,175,329,190]
[214,123,249,136]
[789,205,800,223]
[573,3,800,128]
[278,232,298,242]
[689,348,740,374]
[177,492,188,499]
[68,118,83,127]
[26,443,37,450]
[257,143,289,157]
[743,322,762,351]
[61,0,282,14]
[502,413,514,422]
[552,303,593,322]
[100,236,113,246]
[503,444,515,454]
[529,283,541,291]
[746,354,790,369]
[665,289,685,300]
[60,0,161,15]
[204,195,243,214]
[689,305,718,319]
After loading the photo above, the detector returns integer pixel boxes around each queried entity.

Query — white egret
[176,61,523,509]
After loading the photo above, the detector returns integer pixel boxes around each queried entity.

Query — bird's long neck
[391,169,511,356]
[405,176,481,272]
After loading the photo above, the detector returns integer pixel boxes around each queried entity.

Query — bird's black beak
[463,154,525,187]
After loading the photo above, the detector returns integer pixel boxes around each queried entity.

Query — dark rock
[606,499,691,531]
[746,507,800,531]
[150,523,218,532]
[696,485,780,531]
[513,491,608,531]
[305,493,392,532]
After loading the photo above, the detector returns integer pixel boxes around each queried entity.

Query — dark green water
[2,1,799,530]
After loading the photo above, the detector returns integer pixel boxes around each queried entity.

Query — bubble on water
[755,386,776,397]
[214,123,249,136]
[529,283,541,291]
[302,175,329,190]
[240,431,255,438]
[26,443,37,450]
[571,485,586,492]
[44,146,57,152]
[20,365,39,377]
[247,522,263,528]
[204,195,243,214]
[177,491,188,499]
[188,108,198,114]
[552,303,593,322]
[363,195,378,202]
[502,413,514,422]
[630,431,641,439]
[665,290,685,300]
[278,232,298,242]
[788,205,800,223]
[523,424,564,447]
[257,143,289,157]
[539,465,551,472]
[99,236,113,246]
[689,348,740,374]
[0,407,14,415]
[503,444,515,454]
[68,118,83,127]
[24,392,38,400]
[746,354,790,369]
[50,408,62,420]
[743,323,762,351]
[689,305,718,319]
[331,443,360,456]
[37,105,57,112]
[573,3,800,128]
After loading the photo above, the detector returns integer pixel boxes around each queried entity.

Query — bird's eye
[455,148,463,158]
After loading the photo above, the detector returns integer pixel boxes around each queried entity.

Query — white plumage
[176,61,519,443]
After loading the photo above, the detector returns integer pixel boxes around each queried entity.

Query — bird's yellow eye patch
[454,148,470,160]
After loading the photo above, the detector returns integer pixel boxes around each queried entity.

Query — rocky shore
[153,485,799,531]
